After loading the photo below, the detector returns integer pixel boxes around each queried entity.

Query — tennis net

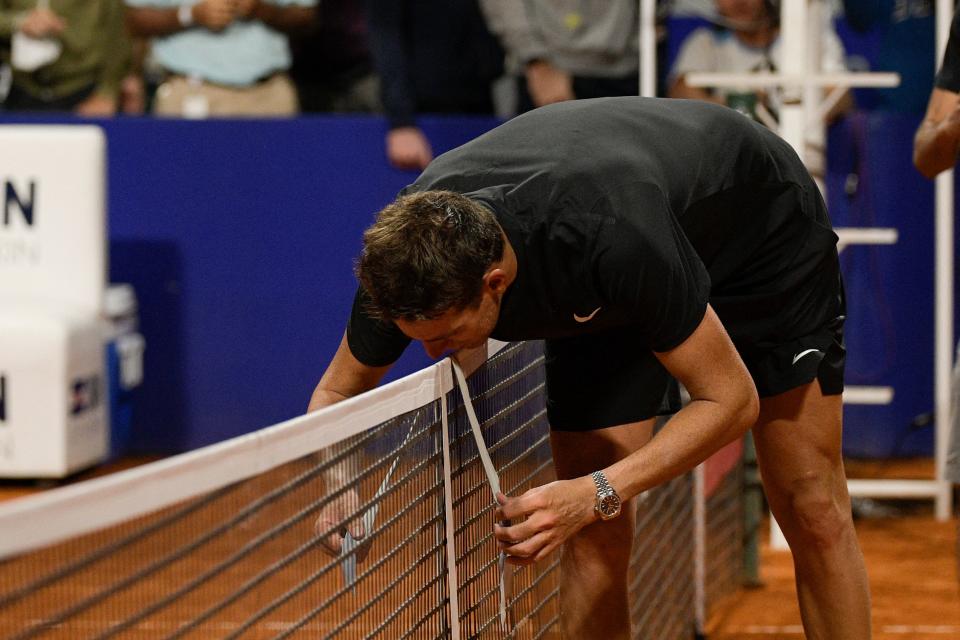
[0,340,751,639]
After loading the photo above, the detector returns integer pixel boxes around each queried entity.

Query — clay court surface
[709,458,960,639]
[1,457,957,639]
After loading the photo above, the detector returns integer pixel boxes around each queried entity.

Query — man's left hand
[492,476,596,566]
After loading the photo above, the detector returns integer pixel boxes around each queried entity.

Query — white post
[934,0,955,521]
[639,0,657,97]
[777,0,807,157]
[768,0,811,551]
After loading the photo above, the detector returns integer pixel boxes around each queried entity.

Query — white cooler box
[0,306,108,477]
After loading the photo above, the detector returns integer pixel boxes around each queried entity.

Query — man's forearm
[307,387,352,413]
[251,3,314,33]
[914,120,960,179]
[125,6,186,37]
[604,397,755,501]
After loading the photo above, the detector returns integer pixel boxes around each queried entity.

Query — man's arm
[77,0,131,116]
[666,30,723,104]
[364,0,433,169]
[606,305,758,496]
[479,0,571,107]
[310,330,392,555]
[914,87,960,179]
[308,331,393,412]
[238,0,315,33]
[493,306,758,563]
[125,0,236,37]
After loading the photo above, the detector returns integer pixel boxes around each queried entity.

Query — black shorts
[544,225,846,432]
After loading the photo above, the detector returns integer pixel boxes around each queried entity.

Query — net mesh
[0,341,749,639]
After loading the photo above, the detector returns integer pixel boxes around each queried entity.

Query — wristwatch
[590,470,622,521]
[177,4,195,28]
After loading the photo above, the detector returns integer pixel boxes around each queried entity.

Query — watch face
[598,493,621,519]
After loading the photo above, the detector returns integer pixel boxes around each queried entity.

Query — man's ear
[484,268,508,294]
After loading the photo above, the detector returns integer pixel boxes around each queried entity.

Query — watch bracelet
[591,470,615,496]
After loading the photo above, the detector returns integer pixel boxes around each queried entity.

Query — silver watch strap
[591,470,614,496]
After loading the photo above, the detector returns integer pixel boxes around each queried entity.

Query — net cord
[450,356,514,635]
[0,341,508,560]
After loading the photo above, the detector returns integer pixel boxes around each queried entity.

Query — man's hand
[492,476,596,566]
[938,101,960,142]
[914,87,960,178]
[314,487,369,559]
[119,75,146,115]
[193,0,236,32]
[234,0,261,19]
[18,8,66,38]
[386,127,433,170]
[75,93,117,117]
[525,60,574,107]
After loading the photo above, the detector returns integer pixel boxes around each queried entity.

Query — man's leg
[549,420,654,640]
[752,380,871,639]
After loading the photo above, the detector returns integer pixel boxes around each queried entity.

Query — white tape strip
[450,356,513,634]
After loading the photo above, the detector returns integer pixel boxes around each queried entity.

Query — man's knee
[776,476,853,550]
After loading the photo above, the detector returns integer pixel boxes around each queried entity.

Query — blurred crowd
[0,0,936,168]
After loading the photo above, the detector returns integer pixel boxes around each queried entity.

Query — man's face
[394,287,502,360]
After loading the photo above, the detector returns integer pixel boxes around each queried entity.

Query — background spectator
[480,0,640,114]
[125,0,316,117]
[288,0,379,114]
[0,0,131,115]
[365,0,503,170]
[668,0,851,125]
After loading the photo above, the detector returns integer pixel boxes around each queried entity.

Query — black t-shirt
[936,9,960,92]
[347,97,828,367]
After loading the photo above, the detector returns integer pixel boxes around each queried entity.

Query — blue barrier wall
[0,111,946,457]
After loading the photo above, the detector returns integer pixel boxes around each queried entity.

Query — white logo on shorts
[573,307,602,323]
[792,349,822,365]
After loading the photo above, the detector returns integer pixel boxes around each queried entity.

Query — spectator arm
[667,75,722,104]
[124,5,185,37]
[0,9,25,38]
[478,0,547,68]
[364,0,416,129]
[95,1,133,100]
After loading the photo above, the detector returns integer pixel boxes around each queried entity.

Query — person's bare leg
[753,381,871,639]
[549,420,654,640]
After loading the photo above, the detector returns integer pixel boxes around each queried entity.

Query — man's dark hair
[357,190,504,321]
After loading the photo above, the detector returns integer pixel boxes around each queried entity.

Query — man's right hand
[192,0,237,32]
[386,127,434,170]
[525,60,574,107]
[315,487,368,557]
[18,8,66,38]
